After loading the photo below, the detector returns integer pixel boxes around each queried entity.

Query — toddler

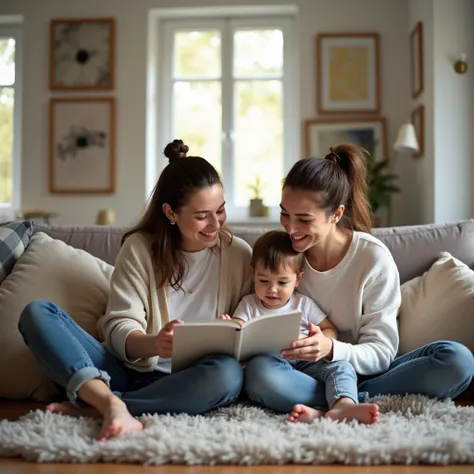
[223,230,378,424]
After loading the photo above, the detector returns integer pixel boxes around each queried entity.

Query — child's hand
[218,314,232,320]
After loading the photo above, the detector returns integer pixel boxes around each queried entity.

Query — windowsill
[227,217,282,228]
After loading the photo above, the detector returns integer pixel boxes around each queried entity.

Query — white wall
[408,0,474,224]
[433,0,474,223]
[409,0,435,224]
[1,0,410,225]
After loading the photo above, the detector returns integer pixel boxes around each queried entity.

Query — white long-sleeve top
[297,232,401,375]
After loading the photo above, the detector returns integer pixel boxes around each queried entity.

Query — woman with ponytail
[244,143,473,423]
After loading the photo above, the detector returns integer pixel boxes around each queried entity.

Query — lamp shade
[394,123,419,152]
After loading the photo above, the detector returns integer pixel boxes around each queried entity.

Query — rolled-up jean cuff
[358,391,370,403]
[329,392,358,409]
[66,367,111,407]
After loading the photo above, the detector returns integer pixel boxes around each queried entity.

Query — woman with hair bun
[244,143,474,424]
[19,139,252,440]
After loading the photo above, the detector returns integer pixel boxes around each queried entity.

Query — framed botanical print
[316,33,380,114]
[304,117,387,161]
[50,98,116,194]
[50,18,115,90]
[410,22,423,98]
[411,104,424,158]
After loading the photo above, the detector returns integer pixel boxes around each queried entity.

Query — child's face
[253,261,302,309]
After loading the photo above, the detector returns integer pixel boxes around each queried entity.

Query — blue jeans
[244,342,474,413]
[18,300,243,416]
[246,358,358,411]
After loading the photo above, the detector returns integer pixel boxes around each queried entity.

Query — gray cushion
[374,219,474,284]
[34,224,125,266]
[0,221,34,284]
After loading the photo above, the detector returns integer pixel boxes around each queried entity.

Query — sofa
[1,219,473,420]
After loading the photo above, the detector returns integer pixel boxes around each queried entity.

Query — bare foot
[325,403,379,424]
[97,399,143,441]
[288,404,325,423]
[46,402,99,418]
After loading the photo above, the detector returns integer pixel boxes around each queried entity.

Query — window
[0,26,21,218]
[160,15,296,218]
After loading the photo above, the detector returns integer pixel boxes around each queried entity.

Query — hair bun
[164,139,189,163]
[324,146,341,165]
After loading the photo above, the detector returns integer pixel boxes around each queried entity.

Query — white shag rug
[1,395,474,465]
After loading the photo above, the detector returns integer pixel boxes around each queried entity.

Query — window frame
[0,25,22,218]
[159,14,297,221]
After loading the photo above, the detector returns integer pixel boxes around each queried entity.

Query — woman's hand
[281,323,334,362]
[218,314,232,320]
[155,320,183,358]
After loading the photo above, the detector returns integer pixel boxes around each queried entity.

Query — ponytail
[283,143,372,233]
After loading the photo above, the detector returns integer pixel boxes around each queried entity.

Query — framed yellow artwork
[316,33,380,114]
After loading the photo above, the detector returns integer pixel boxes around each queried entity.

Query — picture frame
[49,98,116,194]
[411,104,424,158]
[410,22,423,98]
[304,117,388,161]
[316,33,380,114]
[50,18,115,90]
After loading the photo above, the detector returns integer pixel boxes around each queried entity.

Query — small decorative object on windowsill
[95,208,116,225]
[247,176,268,218]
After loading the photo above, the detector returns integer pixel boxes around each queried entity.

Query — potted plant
[363,146,400,225]
[247,176,267,217]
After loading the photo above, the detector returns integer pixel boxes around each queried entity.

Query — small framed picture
[49,98,116,194]
[411,105,424,158]
[410,22,423,98]
[316,33,380,114]
[304,117,387,161]
[50,18,115,90]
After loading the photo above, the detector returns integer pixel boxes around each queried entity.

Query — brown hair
[283,143,372,233]
[122,139,231,290]
[251,230,304,275]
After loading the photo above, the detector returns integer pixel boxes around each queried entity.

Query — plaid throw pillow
[0,221,34,284]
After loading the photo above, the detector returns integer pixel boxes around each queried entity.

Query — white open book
[171,311,302,372]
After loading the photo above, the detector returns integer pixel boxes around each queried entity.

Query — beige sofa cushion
[0,232,113,401]
[398,251,474,355]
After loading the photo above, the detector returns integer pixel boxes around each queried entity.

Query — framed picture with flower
[49,98,116,194]
[50,18,115,90]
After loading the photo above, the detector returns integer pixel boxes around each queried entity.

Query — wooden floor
[1,402,473,474]
[1,463,474,474]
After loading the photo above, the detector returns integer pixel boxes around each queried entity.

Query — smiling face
[280,187,344,253]
[163,184,226,252]
[253,261,302,309]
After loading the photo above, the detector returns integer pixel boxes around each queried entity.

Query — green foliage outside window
[0,39,14,204]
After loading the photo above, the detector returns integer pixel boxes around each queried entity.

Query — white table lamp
[386,122,420,227]
[394,122,419,152]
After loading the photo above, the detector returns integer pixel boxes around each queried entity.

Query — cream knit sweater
[98,232,252,371]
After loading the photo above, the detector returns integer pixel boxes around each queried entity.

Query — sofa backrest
[34,219,474,284]
[372,219,474,283]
